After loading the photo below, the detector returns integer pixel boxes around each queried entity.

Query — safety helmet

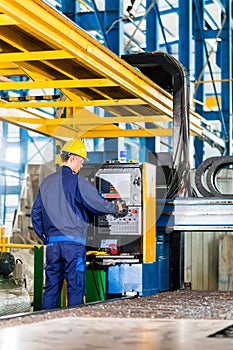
[61,139,89,161]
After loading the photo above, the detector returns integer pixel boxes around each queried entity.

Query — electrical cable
[122,51,190,198]
[154,3,171,54]
[124,0,157,52]
[161,54,190,198]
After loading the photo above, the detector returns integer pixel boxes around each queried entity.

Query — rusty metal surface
[1,290,233,328]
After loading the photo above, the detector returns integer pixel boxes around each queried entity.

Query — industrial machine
[0,252,30,316]
[82,161,161,300]
[88,162,143,254]
[83,155,233,302]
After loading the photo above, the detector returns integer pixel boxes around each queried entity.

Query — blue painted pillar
[178,0,192,74]
[144,0,159,157]
[146,0,158,52]
[19,129,28,179]
[104,0,124,160]
[62,0,80,22]
[105,0,123,55]
[1,123,8,225]
[178,0,192,165]
[220,0,232,155]
[1,123,7,159]
[193,0,205,166]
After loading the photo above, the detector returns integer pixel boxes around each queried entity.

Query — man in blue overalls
[31,139,122,310]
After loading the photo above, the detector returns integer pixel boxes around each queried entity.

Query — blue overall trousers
[42,239,86,309]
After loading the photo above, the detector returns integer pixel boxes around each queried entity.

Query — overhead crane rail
[0,0,224,151]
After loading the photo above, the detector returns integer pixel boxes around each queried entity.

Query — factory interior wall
[185,169,233,290]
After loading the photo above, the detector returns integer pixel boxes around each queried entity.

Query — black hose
[206,156,233,197]
[195,156,221,197]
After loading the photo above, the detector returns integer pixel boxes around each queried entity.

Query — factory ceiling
[0,0,222,148]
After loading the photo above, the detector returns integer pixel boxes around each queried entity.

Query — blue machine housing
[156,234,170,292]
[106,234,170,298]
[106,262,159,297]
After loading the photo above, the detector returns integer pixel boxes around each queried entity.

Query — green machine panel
[86,269,106,302]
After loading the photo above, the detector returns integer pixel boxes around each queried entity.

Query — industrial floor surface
[0,290,233,350]
[0,317,233,350]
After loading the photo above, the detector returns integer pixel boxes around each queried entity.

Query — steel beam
[0,79,117,90]
[0,0,173,115]
[0,0,224,151]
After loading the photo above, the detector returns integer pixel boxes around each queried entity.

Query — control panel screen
[98,173,131,199]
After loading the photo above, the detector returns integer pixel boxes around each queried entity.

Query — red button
[132,209,137,214]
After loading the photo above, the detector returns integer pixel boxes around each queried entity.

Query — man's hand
[117,200,123,213]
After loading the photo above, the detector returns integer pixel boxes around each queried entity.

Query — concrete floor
[0,317,233,350]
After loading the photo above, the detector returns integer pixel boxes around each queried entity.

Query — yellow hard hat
[61,139,89,161]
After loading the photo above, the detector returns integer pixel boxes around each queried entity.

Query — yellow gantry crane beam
[0,0,203,140]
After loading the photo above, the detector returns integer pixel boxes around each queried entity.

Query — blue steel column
[19,129,28,185]
[146,0,158,52]
[220,0,232,155]
[1,123,8,225]
[104,0,124,160]
[105,0,123,56]
[193,0,205,166]
[178,0,191,162]
[62,0,80,22]
[144,0,159,157]
[178,0,192,76]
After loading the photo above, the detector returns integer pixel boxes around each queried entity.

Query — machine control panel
[95,163,142,236]
[98,206,142,235]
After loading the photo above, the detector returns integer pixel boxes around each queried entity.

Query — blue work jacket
[31,166,118,245]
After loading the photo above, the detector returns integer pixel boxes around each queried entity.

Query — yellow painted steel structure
[0,227,41,252]
[0,227,9,252]
[0,0,204,141]
[142,163,156,263]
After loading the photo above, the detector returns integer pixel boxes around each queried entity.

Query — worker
[31,139,123,310]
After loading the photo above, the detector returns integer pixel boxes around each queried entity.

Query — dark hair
[60,151,70,162]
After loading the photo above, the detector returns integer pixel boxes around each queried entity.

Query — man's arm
[77,176,122,215]
[31,191,47,244]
